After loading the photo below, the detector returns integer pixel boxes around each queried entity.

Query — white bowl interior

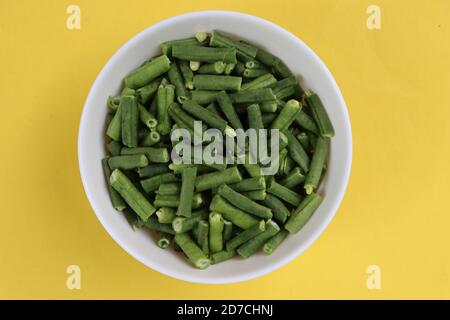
[78,11,352,284]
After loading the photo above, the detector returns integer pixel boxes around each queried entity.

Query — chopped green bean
[196,219,209,255]
[270,99,302,131]
[108,154,148,170]
[178,60,194,89]
[124,55,171,89]
[237,220,280,258]
[177,166,197,217]
[243,68,268,78]
[193,75,242,91]
[263,229,288,254]
[157,182,181,196]
[305,90,335,137]
[280,167,306,189]
[226,220,265,251]
[144,217,175,234]
[138,104,158,129]
[209,212,224,253]
[140,131,160,146]
[120,96,139,147]
[209,195,258,229]
[197,61,226,74]
[229,176,266,192]
[229,88,276,104]
[223,220,233,241]
[136,78,160,104]
[141,172,179,193]
[263,194,290,224]
[157,232,173,249]
[218,184,272,219]
[121,146,169,163]
[102,158,126,211]
[295,110,319,134]
[172,209,207,233]
[304,136,329,194]
[195,166,242,192]
[168,62,189,102]
[172,45,237,64]
[136,164,170,178]
[209,31,258,59]
[156,83,174,135]
[266,177,303,206]
[154,193,203,209]
[107,140,122,156]
[110,169,156,221]
[211,250,236,264]
[174,233,210,269]
[242,190,267,201]
[285,192,322,234]
[190,90,220,105]
[216,91,243,130]
[156,207,176,224]
[283,129,310,173]
[160,37,200,56]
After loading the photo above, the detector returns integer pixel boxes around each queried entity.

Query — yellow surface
[1,0,449,299]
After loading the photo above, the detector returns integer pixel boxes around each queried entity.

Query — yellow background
[1,0,449,299]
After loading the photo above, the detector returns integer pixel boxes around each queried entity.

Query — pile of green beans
[102,31,334,269]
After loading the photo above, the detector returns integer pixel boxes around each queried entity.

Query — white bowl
[78,10,352,284]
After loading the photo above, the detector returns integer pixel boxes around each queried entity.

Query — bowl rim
[78,10,352,284]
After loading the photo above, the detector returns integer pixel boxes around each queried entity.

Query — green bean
[178,60,194,89]
[168,62,189,103]
[108,154,148,170]
[181,100,235,136]
[210,250,236,264]
[141,172,179,193]
[304,136,329,194]
[196,219,209,255]
[177,166,197,217]
[110,169,156,221]
[273,59,294,78]
[160,37,199,56]
[102,158,126,211]
[243,68,268,78]
[283,129,310,173]
[195,166,242,192]
[282,155,296,176]
[295,111,319,134]
[229,176,266,192]
[270,99,302,131]
[121,146,170,163]
[247,104,264,130]
[136,78,160,104]
[195,32,208,43]
[190,90,220,105]
[255,48,279,67]
[193,75,242,91]
[243,163,262,178]
[144,217,175,234]
[237,220,280,258]
[296,132,310,150]
[107,96,120,111]
[174,233,210,269]
[209,195,258,229]
[172,209,207,233]
[157,232,173,249]
[218,184,272,219]
[172,45,237,64]
[156,83,174,135]
[209,212,225,253]
[154,193,203,209]
[169,163,214,175]
[107,140,122,156]
[209,31,258,59]
[197,61,226,74]
[285,192,322,234]
[148,94,157,116]
[223,220,233,241]
[263,194,290,224]
[138,104,158,129]
[305,90,335,137]
[268,75,297,92]
[224,63,236,75]
[259,101,278,113]
[216,91,243,130]
[136,164,169,178]
[277,131,289,150]
[121,87,135,96]
[263,230,288,254]
[157,182,181,196]
[124,55,171,89]
[229,88,276,104]
[274,85,297,100]
[156,207,176,224]
[120,95,139,147]
[242,190,267,201]
[226,220,265,251]
[140,131,160,146]
[241,73,277,91]
[280,167,306,189]
[262,113,276,127]
[245,60,265,69]
[168,103,206,142]
[190,61,200,71]
[233,61,245,75]
[266,176,303,206]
